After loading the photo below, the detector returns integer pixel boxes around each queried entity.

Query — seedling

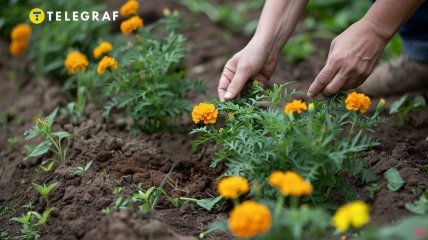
[389,94,426,126]
[180,196,222,211]
[10,212,40,240]
[32,182,58,203]
[113,186,125,197]
[69,160,92,175]
[59,102,81,124]
[7,137,20,150]
[11,208,53,240]
[25,108,71,171]
[366,183,380,199]
[405,191,428,214]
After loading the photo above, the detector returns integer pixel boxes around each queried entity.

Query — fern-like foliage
[192,83,385,201]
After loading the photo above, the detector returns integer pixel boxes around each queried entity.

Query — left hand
[307,18,388,97]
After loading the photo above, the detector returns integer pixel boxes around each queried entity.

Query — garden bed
[1,1,428,239]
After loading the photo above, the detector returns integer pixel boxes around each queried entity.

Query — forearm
[250,0,308,53]
[362,0,425,42]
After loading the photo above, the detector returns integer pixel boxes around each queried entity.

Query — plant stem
[274,194,285,220]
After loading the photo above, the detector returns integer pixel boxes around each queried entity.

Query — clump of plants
[66,3,205,133]
[25,109,71,171]
[191,84,385,201]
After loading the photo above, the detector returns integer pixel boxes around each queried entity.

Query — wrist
[360,17,394,43]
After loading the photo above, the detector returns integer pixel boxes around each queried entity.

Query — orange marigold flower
[11,24,32,42]
[284,100,308,115]
[9,41,28,56]
[97,56,118,75]
[64,51,89,75]
[120,16,144,36]
[228,201,271,238]
[192,103,218,124]
[93,41,113,59]
[332,201,370,232]
[268,171,313,197]
[120,0,140,17]
[217,176,249,199]
[345,92,371,113]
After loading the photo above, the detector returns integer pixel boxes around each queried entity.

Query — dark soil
[1,0,428,239]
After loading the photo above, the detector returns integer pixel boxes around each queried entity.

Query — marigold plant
[120,0,140,17]
[228,200,271,238]
[217,176,249,199]
[100,14,205,132]
[120,16,144,36]
[268,171,313,197]
[284,99,308,115]
[97,56,118,75]
[64,51,89,75]
[345,92,371,113]
[192,103,218,124]
[93,41,113,59]
[192,84,384,200]
[332,200,370,232]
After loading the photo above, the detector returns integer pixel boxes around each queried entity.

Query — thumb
[224,69,252,100]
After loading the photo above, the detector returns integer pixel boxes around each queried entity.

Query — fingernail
[307,92,313,98]
[224,92,232,99]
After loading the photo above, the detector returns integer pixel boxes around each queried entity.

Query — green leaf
[384,168,405,192]
[180,196,222,211]
[405,192,428,214]
[37,208,53,225]
[27,141,52,158]
[51,131,71,140]
[389,95,408,114]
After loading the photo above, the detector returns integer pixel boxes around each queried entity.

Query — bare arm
[307,0,425,97]
[218,0,308,102]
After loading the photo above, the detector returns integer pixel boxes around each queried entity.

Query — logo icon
[29,8,45,24]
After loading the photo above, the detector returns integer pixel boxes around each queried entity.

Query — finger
[321,70,347,97]
[342,78,360,90]
[307,63,339,98]
[224,68,252,100]
[218,66,235,102]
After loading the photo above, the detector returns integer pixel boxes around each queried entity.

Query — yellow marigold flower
[284,100,308,115]
[120,16,144,36]
[345,92,371,113]
[228,201,271,238]
[97,56,118,75]
[379,98,386,106]
[93,41,113,59]
[192,103,218,124]
[11,24,32,42]
[308,102,315,113]
[163,8,171,16]
[120,0,140,17]
[64,51,89,75]
[217,176,249,199]
[332,201,370,232]
[9,41,28,56]
[268,171,313,197]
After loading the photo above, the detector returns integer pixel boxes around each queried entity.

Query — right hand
[218,40,280,102]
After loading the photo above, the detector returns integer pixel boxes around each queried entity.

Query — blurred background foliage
[0,0,109,79]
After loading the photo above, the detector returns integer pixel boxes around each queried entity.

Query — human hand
[218,40,280,102]
[307,19,388,97]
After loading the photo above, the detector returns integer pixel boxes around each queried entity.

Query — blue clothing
[399,1,428,62]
